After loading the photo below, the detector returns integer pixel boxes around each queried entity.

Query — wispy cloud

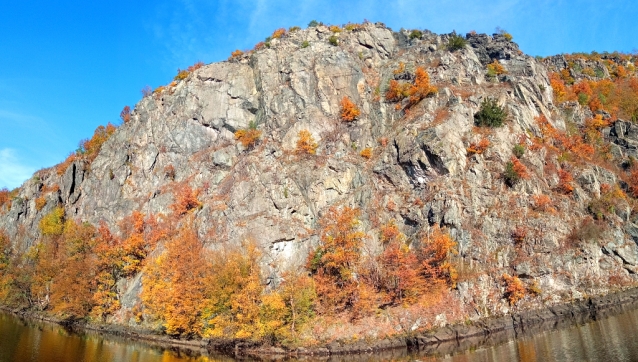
[0,148,35,189]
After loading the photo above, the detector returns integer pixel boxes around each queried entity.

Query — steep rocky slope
[2,22,638,343]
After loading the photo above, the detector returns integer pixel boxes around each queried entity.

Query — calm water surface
[3,306,638,362]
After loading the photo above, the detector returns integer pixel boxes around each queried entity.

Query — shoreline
[3,287,638,359]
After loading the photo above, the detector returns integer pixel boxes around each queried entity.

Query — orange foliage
[408,67,437,107]
[531,194,554,212]
[187,61,204,72]
[385,80,410,102]
[511,157,530,180]
[502,274,525,305]
[91,222,123,320]
[534,114,595,160]
[466,138,490,155]
[229,49,244,59]
[549,72,571,103]
[271,28,286,39]
[386,66,436,108]
[171,186,201,216]
[628,167,638,198]
[560,68,574,85]
[419,225,458,288]
[56,153,77,176]
[377,222,424,304]
[120,105,131,123]
[142,227,212,336]
[295,130,318,155]
[77,123,117,164]
[570,77,638,121]
[0,188,9,209]
[49,220,97,317]
[359,147,373,159]
[557,169,574,194]
[174,69,190,81]
[234,128,262,148]
[307,206,367,314]
[35,196,46,211]
[340,96,360,121]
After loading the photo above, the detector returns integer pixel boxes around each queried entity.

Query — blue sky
[1,0,636,189]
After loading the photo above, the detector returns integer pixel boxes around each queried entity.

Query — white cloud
[0,148,35,190]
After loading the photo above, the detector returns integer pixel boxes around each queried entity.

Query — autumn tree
[408,67,437,106]
[557,169,574,194]
[260,271,316,344]
[377,221,424,305]
[200,241,264,339]
[120,106,131,123]
[340,96,361,121]
[91,222,123,320]
[171,186,201,216]
[419,225,458,289]
[307,206,368,314]
[486,60,507,77]
[502,274,526,305]
[142,227,212,336]
[295,130,318,155]
[49,220,97,317]
[235,121,262,148]
[77,123,117,164]
[0,188,9,209]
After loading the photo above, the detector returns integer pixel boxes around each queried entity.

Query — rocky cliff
[2,22,638,342]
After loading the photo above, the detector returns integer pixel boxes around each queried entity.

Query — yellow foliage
[200,241,264,339]
[503,273,526,305]
[234,127,262,148]
[360,147,373,159]
[39,207,65,236]
[295,130,318,155]
[142,227,211,336]
[486,60,507,77]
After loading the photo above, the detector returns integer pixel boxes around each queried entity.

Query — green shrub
[447,34,467,51]
[289,26,300,32]
[409,30,423,39]
[308,20,319,27]
[513,144,525,158]
[474,98,507,127]
[301,41,309,48]
[329,35,338,46]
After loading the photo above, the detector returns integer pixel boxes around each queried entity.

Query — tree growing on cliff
[340,96,361,121]
[475,98,507,127]
[295,130,318,155]
[235,121,262,148]
[142,227,212,336]
[307,206,370,315]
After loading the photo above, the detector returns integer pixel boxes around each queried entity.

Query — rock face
[1,23,637,319]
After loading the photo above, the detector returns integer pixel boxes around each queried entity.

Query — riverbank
[3,287,638,359]
[244,286,638,357]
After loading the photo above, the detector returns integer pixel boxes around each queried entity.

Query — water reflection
[437,306,638,362]
[5,305,638,362]
[0,312,225,362]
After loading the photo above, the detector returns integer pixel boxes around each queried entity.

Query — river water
[3,306,638,362]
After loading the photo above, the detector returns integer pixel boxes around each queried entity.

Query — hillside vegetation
[1,21,638,347]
